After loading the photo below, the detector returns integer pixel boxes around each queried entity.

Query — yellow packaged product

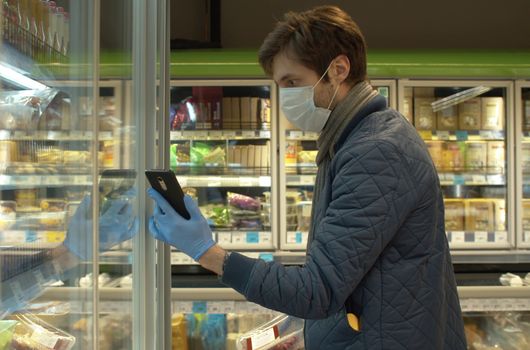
[465,142,487,171]
[0,141,17,163]
[285,141,298,174]
[481,97,504,130]
[492,199,506,232]
[413,97,436,130]
[40,199,66,229]
[15,189,38,207]
[424,141,443,170]
[465,199,494,232]
[444,199,465,231]
[441,142,465,172]
[436,105,458,131]
[458,98,481,130]
[487,141,505,172]
[171,314,188,350]
[522,199,530,230]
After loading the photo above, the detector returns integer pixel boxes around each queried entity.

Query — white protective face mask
[279,63,340,132]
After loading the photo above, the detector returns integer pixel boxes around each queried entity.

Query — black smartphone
[145,169,191,220]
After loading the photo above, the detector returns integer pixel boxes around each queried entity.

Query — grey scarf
[307,81,378,246]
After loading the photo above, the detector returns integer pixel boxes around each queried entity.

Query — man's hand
[147,189,215,261]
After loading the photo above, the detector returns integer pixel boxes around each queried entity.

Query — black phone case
[145,169,191,220]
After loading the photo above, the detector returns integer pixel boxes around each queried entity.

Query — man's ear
[329,54,350,84]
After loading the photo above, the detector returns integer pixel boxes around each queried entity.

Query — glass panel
[282,84,392,249]
[169,82,275,253]
[404,85,508,249]
[463,311,530,348]
[1,0,99,349]
[521,87,530,245]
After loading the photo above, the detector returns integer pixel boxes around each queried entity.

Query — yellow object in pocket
[347,313,360,331]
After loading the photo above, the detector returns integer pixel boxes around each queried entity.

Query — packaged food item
[402,97,413,123]
[436,105,458,130]
[201,204,231,230]
[481,97,504,130]
[522,199,530,230]
[0,141,17,163]
[9,313,75,350]
[444,199,465,231]
[40,199,66,230]
[413,98,436,130]
[441,142,465,172]
[63,150,90,165]
[0,320,18,350]
[285,141,298,174]
[296,201,312,232]
[171,314,189,350]
[237,315,304,350]
[36,148,63,164]
[15,189,38,207]
[0,104,34,130]
[487,141,505,172]
[0,201,16,230]
[458,98,481,130]
[228,192,261,230]
[492,199,506,232]
[297,150,318,174]
[465,199,494,232]
[424,141,443,170]
[465,142,487,171]
[98,314,133,350]
[191,142,225,166]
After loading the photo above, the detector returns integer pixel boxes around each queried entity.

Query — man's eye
[287,80,296,87]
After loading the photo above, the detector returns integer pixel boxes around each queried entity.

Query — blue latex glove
[147,188,215,261]
[63,195,139,260]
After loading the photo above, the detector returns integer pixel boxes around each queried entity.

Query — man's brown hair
[258,6,367,85]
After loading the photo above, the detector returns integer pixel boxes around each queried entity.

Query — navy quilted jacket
[222,95,467,349]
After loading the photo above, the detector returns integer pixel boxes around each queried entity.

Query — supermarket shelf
[285,130,319,140]
[0,251,77,317]
[286,175,316,187]
[438,172,505,186]
[0,130,113,141]
[0,174,92,188]
[171,251,275,266]
[170,130,271,140]
[451,250,530,264]
[285,231,309,246]
[0,231,66,246]
[178,175,271,187]
[216,231,274,249]
[418,130,505,141]
[35,286,530,313]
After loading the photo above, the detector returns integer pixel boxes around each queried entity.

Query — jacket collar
[333,94,388,153]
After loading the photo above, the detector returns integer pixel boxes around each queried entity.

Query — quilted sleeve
[222,141,417,319]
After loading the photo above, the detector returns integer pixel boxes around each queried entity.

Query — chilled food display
[464,312,530,350]
[8,313,75,350]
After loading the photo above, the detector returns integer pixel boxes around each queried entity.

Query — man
[148,5,467,349]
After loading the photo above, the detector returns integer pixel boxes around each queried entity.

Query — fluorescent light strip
[0,63,47,90]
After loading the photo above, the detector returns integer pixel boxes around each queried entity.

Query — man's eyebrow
[278,74,295,82]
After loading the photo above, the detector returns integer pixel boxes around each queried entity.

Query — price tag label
[418,130,432,140]
[300,176,315,186]
[242,130,255,138]
[259,232,271,244]
[218,301,235,313]
[479,130,494,140]
[0,130,10,140]
[289,131,303,139]
[46,232,66,243]
[193,130,209,138]
[452,232,465,244]
[258,253,274,262]
[232,232,245,244]
[454,175,465,185]
[258,176,271,187]
[472,175,486,184]
[217,232,232,244]
[192,301,207,314]
[173,301,193,314]
[524,231,530,243]
[246,232,259,244]
[437,131,450,140]
[475,231,488,243]
[455,131,468,141]
[296,232,303,244]
[239,177,254,187]
[207,177,222,187]
[249,327,278,349]
[207,301,223,314]
[31,330,59,349]
[286,232,297,244]
[495,231,508,243]
[223,131,237,138]
[260,131,271,139]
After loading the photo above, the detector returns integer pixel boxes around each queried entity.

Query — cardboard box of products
[465,141,487,170]
[437,105,458,131]
[444,199,465,231]
[465,199,495,232]
[414,98,436,130]
[481,97,504,130]
[487,141,505,172]
[458,98,481,130]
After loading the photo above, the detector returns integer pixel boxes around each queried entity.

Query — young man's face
[272,50,336,109]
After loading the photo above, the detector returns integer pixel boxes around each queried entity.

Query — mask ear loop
[327,82,341,110]
[312,61,334,89]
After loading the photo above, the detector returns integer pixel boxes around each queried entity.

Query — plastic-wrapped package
[8,313,75,350]
[200,204,231,230]
[171,314,189,350]
[237,315,304,350]
[201,314,227,349]
[0,89,68,131]
[228,193,260,212]
[191,142,225,166]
